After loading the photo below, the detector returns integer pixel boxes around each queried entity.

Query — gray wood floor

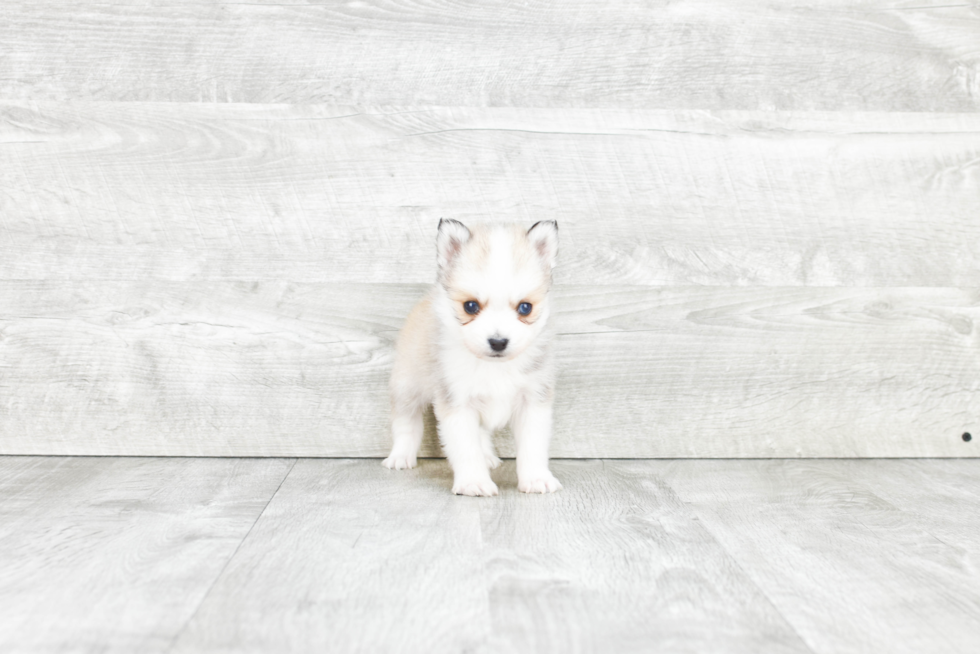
[2,456,978,653]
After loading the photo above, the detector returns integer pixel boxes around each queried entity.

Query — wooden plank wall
[1,0,978,457]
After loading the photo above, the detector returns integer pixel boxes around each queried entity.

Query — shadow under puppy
[384,219,562,496]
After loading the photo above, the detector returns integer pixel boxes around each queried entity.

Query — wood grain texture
[815,459,980,574]
[1,282,976,457]
[2,102,979,286]
[0,456,294,654]
[659,459,980,654]
[478,460,809,653]
[5,458,979,652]
[4,2,979,460]
[170,458,494,654]
[170,459,812,654]
[2,1,978,110]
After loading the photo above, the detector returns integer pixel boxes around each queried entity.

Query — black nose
[488,338,509,352]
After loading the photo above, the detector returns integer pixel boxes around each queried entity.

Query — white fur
[383,220,562,496]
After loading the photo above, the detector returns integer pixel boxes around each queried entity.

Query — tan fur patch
[515,280,550,324]
[445,288,479,325]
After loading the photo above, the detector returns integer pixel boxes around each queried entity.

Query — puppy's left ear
[527,220,559,269]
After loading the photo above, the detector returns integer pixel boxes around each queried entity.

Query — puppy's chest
[471,393,515,431]
[449,364,526,431]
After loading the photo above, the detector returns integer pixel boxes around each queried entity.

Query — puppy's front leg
[436,404,498,497]
[512,400,562,493]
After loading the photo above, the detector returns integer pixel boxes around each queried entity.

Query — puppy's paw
[382,454,417,470]
[452,477,499,497]
[484,453,503,470]
[518,472,562,494]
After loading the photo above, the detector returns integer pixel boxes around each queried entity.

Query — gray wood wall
[1,1,978,457]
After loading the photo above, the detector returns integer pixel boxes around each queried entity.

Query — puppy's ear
[436,218,471,273]
[527,220,558,269]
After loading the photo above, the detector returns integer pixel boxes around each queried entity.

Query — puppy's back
[390,293,440,408]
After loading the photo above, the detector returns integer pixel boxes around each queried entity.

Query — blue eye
[463,300,480,315]
[517,302,532,316]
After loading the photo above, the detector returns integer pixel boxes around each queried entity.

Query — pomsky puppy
[383,219,562,496]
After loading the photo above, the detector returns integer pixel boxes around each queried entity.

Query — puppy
[383,219,562,496]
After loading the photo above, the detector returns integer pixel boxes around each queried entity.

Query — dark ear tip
[528,220,558,234]
[439,218,467,232]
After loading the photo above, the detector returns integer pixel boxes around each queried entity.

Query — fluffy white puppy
[383,219,562,496]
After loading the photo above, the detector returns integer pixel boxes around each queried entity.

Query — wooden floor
[2,456,978,653]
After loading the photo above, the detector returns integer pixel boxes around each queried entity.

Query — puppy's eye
[517,302,532,316]
[463,300,480,315]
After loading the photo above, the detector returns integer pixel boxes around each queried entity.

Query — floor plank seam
[671,493,821,654]
[162,458,299,653]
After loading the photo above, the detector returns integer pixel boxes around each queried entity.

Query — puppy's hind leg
[383,402,424,470]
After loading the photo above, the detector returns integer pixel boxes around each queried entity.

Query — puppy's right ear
[527,220,558,269]
[436,218,471,273]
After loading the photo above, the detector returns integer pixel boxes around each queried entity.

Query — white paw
[484,453,503,469]
[452,477,499,497]
[518,472,562,494]
[382,455,417,470]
